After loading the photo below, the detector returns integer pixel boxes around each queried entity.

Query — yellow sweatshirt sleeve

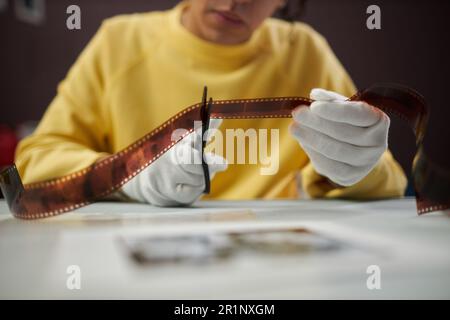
[15,22,112,183]
[302,151,407,199]
[296,28,407,199]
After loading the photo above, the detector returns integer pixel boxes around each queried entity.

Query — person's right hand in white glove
[121,119,228,206]
[290,88,390,187]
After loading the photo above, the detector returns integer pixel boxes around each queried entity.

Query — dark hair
[276,0,307,22]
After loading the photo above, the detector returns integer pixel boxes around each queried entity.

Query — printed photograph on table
[121,227,343,265]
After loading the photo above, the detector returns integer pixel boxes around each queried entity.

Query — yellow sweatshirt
[15,2,407,200]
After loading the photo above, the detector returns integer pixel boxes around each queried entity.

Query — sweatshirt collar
[166,1,264,69]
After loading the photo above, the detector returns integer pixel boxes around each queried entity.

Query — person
[15,0,407,206]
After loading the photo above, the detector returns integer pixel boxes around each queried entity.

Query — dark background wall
[1,0,449,192]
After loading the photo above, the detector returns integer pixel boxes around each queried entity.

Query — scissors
[200,86,213,194]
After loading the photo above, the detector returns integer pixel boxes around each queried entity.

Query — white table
[0,198,449,299]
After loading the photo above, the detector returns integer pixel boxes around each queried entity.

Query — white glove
[121,119,228,206]
[290,88,390,186]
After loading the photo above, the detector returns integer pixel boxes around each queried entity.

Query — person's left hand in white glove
[120,119,227,206]
[290,88,390,187]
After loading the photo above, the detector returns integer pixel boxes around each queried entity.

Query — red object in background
[0,125,18,167]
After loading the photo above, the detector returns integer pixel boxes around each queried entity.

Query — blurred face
[181,0,286,45]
